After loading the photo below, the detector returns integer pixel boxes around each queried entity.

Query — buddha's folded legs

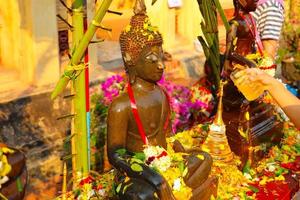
[117,178,159,200]
[184,151,213,188]
[190,176,218,200]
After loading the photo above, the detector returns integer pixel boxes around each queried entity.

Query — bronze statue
[222,0,283,166]
[107,0,217,199]
[224,0,261,74]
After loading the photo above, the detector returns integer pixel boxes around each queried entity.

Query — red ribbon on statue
[240,12,264,56]
[127,83,149,145]
[127,83,171,145]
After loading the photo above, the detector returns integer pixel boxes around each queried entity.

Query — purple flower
[101,75,125,105]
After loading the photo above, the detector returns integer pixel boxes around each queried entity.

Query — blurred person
[235,68,300,129]
[251,0,285,59]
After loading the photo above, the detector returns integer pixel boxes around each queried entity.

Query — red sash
[127,83,170,145]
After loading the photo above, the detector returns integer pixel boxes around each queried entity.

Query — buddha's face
[238,0,258,12]
[133,45,164,83]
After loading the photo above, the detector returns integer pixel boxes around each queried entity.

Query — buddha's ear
[128,67,137,84]
[123,52,132,63]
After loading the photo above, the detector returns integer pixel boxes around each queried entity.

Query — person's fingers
[235,75,249,85]
[232,70,246,79]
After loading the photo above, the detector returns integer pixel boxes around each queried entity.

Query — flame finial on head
[134,0,147,15]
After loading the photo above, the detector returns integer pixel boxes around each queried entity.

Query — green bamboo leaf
[131,163,143,172]
[51,76,70,100]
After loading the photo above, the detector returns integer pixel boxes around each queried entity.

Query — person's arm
[262,39,279,60]
[235,68,300,129]
[265,77,300,129]
[107,98,175,200]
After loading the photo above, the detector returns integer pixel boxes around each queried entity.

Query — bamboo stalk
[70,0,113,65]
[51,0,113,100]
[62,162,67,200]
[71,0,89,178]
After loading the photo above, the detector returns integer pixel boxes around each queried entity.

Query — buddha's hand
[183,151,213,189]
[156,177,176,200]
[172,139,186,153]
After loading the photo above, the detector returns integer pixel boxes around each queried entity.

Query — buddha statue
[107,1,217,199]
[222,0,283,166]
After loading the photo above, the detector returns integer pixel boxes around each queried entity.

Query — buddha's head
[119,0,164,84]
[234,0,258,12]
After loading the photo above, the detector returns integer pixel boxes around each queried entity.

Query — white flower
[267,164,276,172]
[143,146,171,172]
[150,155,171,172]
[243,173,252,180]
[0,176,9,189]
[98,189,106,196]
[173,178,182,191]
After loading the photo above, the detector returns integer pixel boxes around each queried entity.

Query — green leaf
[178,161,185,174]
[16,178,23,192]
[282,145,292,152]
[131,163,143,172]
[294,143,300,154]
[151,166,159,173]
[242,160,251,174]
[248,185,259,193]
[201,124,209,132]
[130,158,144,164]
[275,167,284,176]
[116,148,127,156]
[116,183,122,193]
[122,183,133,194]
[133,152,146,161]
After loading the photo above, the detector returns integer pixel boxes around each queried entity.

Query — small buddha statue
[107,0,217,199]
[222,0,283,166]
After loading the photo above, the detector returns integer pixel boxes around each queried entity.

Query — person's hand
[233,68,279,92]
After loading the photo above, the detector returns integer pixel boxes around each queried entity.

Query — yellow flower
[0,155,12,177]
[147,35,154,41]
[143,23,148,30]
[125,25,131,33]
[197,154,204,160]
[2,147,14,154]
[245,112,250,121]
[275,175,285,181]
